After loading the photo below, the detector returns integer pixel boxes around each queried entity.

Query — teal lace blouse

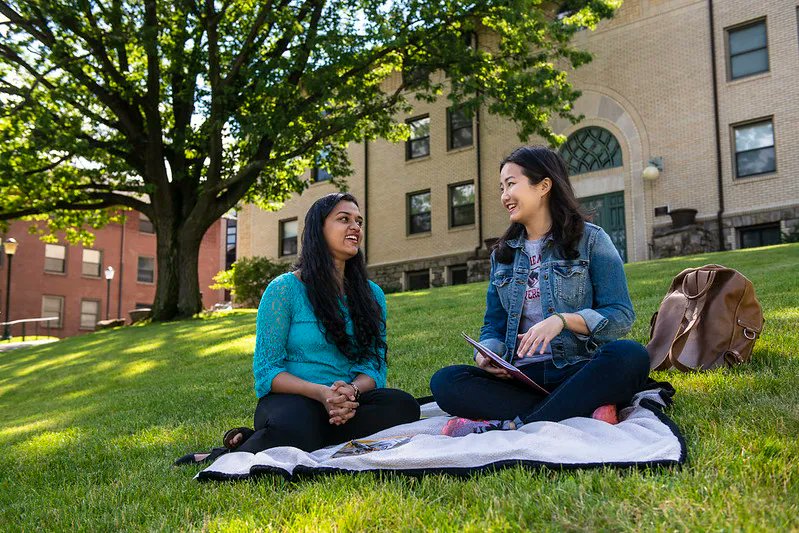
[252,272,387,398]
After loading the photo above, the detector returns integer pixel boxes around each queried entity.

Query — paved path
[0,339,58,353]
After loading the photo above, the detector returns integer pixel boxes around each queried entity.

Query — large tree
[0,0,618,320]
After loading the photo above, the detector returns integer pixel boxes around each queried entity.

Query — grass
[1,244,798,531]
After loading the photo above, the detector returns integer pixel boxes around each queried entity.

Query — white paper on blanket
[197,387,684,481]
[461,332,549,395]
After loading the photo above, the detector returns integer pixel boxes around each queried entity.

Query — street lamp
[2,238,19,341]
[104,266,115,320]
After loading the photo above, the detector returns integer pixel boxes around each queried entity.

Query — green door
[580,191,627,262]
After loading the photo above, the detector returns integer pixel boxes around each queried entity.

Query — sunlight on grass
[22,428,82,456]
[196,335,255,358]
[0,243,797,530]
[119,360,162,379]
[13,351,90,377]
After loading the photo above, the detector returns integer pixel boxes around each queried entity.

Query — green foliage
[211,256,291,307]
[1,244,798,529]
[0,0,620,319]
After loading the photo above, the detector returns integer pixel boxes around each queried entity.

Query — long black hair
[296,192,386,367]
[494,146,587,263]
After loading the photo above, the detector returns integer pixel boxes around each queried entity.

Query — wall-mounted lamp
[642,156,663,181]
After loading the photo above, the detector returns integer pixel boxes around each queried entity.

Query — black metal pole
[2,254,13,340]
[106,278,111,320]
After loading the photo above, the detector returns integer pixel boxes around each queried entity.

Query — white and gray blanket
[196,385,685,482]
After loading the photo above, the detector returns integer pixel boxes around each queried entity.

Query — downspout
[363,139,369,264]
[117,216,126,318]
[709,0,726,251]
[473,32,484,259]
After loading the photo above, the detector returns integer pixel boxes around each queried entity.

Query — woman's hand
[475,353,511,379]
[517,315,565,358]
[317,382,359,425]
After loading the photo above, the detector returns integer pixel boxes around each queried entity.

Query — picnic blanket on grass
[196,383,685,482]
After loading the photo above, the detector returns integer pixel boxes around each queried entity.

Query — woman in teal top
[226,193,419,454]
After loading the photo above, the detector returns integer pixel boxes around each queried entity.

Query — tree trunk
[151,217,205,321]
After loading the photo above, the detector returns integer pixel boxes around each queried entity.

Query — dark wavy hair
[494,146,587,263]
[296,192,386,367]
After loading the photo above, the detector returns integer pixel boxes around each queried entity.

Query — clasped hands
[475,315,565,379]
[319,380,359,425]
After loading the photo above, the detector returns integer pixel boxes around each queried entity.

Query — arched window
[560,127,623,175]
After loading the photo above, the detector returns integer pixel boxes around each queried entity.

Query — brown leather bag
[646,264,764,371]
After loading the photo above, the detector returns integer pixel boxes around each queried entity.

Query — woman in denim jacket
[430,146,650,436]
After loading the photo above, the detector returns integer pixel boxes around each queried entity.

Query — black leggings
[236,388,421,453]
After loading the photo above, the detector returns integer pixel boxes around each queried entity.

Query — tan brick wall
[239,0,799,276]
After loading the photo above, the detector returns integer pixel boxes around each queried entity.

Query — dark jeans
[430,339,650,424]
[236,388,421,453]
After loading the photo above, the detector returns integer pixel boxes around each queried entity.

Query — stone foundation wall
[651,204,799,258]
[368,250,491,293]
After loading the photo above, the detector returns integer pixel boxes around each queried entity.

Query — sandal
[173,446,227,467]
[223,427,255,450]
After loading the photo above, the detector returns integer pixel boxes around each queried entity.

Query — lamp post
[2,238,19,341]
[104,266,115,320]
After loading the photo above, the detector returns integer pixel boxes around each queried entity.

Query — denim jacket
[479,222,635,368]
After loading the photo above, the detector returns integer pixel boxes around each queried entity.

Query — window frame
[732,117,776,179]
[137,256,156,284]
[447,107,473,151]
[738,222,781,249]
[279,218,299,257]
[41,295,65,329]
[405,115,431,160]
[407,190,432,235]
[81,249,102,278]
[44,244,67,274]
[139,213,155,234]
[726,18,769,81]
[79,299,101,330]
[406,269,430,291]
[448,181,476,228]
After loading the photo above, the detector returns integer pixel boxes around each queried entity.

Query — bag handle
[667,270,715,371]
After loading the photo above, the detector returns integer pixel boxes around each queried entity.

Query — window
[137,256,155,283]
[44,244,66,273]
[41,295,64,328]
[739,223,781,249]
[225,218,237,269]
[139,213,155,234]
[407,191,432,234]
[728,20,768,80]
[82,249,102,277]
[406,270,430,291]
[80,300,100,330]
[449,182,475,227]
[280,219,298,256]
[734,120,775,178]
[447,107,473,150]
[406,116,430,160]
[311,167,332,182]
[449,264,468,285]
[559,127,623,175]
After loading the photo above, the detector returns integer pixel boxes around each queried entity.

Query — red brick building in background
[0,212,231,339]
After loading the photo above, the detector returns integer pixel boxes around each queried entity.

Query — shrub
[211,256,291,307]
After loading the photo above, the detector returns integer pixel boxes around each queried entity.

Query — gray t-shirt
[515,239,552,366]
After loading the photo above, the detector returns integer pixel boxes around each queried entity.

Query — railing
[0,317,59,342]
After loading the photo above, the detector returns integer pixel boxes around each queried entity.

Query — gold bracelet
[553,312,568,330]
[350,381,361,401]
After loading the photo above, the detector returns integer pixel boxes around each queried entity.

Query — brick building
[0,213,229,339]
[236,0,799,291]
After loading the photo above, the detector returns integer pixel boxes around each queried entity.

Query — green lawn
[2,244,798,531]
